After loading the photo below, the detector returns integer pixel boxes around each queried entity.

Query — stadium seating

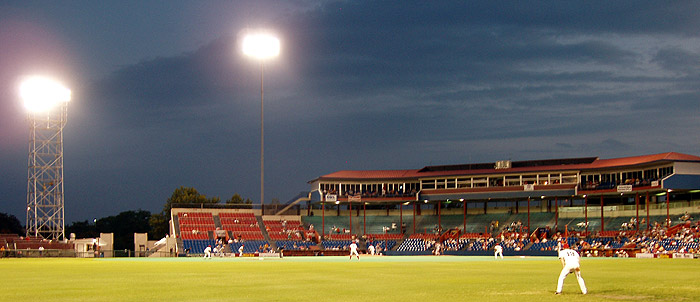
[170,207,700,257]
[276,240,316,250]
[367,240,396,251]
[219,212,265,241]
[0,234,74,250]
[178,212,217,236]
[263,219,306,241]
[229,240,271,254]
[462,238,496,251]
[322,240,352,250]
[396,238,430,252]
[182,239,216,254]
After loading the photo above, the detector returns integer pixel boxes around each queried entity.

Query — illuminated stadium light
[20,75,71,240]
[20,76,71,113]
[242,32,280,60]
[242,30,281,215]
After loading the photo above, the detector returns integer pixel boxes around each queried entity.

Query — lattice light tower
[20,76,71,240]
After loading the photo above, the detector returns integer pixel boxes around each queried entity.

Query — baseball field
[1,256,698,301]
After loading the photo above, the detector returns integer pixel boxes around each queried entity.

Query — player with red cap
[555,241,587,295]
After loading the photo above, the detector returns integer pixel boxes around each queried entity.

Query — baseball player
[555,243,587,295]
[494,243,503,259]
[203,245,212,258]
[349,241,360,260]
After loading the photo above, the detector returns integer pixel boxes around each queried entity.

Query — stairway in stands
[256,215,277,250]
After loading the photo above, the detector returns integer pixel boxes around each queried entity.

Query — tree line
[0,186,254,250]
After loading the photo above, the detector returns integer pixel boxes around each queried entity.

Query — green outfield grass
[1,256,698,302]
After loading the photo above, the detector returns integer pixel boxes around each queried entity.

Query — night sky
[2,1,700,223]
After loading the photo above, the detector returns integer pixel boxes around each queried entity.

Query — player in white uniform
[556,243,587,295]
[494,243,503,259]
[349,242,360,260]
[238,244,244,257]
[203,245,212,258]
[368,244,376,255]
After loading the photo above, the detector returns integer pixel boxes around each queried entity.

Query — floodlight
[22,75,71,240]
[20,76,71,113]
[241,30,281,215]
[242,33,280,60]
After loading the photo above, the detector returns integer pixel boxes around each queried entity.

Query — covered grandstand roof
[315,169,421,181]
[585,152,700,169]
[311,152,700,182]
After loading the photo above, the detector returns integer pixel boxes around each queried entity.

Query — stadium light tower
[20,76,71,240]
[242,31,280,215]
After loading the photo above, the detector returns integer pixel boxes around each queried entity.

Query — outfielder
[556,243,587,295]
[349,241,360,260]
[494,243,503,259]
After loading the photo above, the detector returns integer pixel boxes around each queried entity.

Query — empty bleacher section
[182,239,216,254]
[178,212,216,240]
[396,233,438,252]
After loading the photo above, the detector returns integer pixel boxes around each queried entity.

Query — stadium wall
[386,250,557,257]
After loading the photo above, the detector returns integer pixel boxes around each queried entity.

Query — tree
[98,210,152,250]
[150,186,220,238]
[160,186,220,220]
[66,210,152,250]
[226,193,253,204]
[0,212,24,235]
[162,186,220,214]
[149,213,168,240]
[65,220,98,239]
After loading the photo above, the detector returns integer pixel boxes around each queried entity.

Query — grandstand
[12,152,700,258]
[164,205,700,258]
[0,234,75,257]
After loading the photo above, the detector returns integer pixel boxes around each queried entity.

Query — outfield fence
[0,249,178,258]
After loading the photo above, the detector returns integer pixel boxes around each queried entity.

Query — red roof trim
[314,152,700,181]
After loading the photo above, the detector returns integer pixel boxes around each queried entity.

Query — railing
[0,249,76,258]
[0,249,179,258]
[558,200,700,218]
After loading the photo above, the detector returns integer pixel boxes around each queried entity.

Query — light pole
[242,32,280,216]
[19,76,71,240]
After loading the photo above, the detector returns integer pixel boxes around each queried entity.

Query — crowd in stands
[175,209,700,257]
[529,213,699,257]
[323,187,417,198]
[580,178,658,190]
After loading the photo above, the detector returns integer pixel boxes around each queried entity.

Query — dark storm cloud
[652,47,700,75]
[83,0,697,163]
[3,1,700,222]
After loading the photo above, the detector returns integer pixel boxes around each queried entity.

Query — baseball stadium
[3,152,700,301]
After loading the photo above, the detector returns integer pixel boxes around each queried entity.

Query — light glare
[20,76,71,113]
[242,33,280,60]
